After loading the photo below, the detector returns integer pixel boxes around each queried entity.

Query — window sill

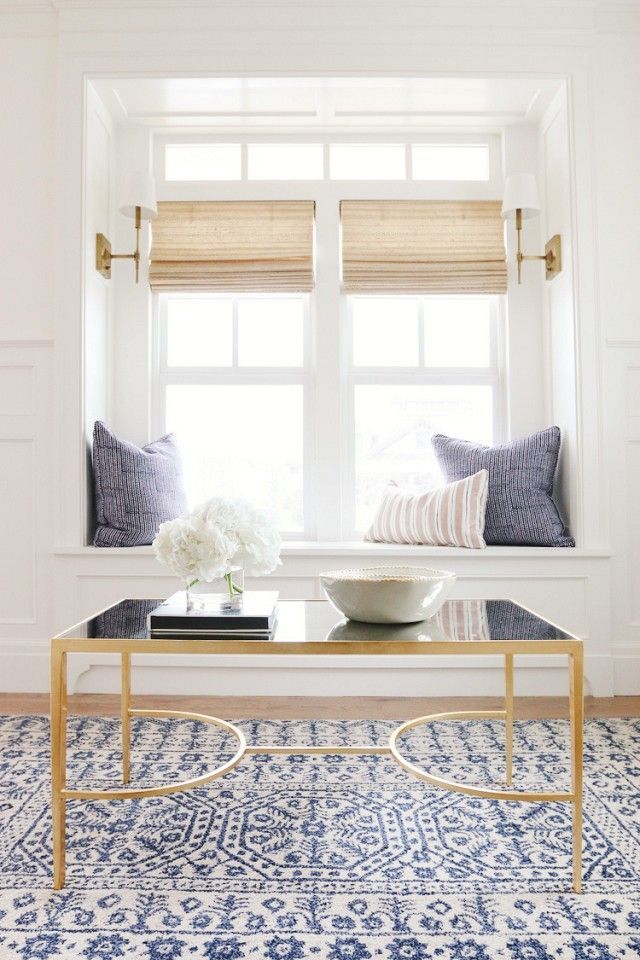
[53,542,610,559]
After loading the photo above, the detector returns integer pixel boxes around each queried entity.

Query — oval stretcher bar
[62,709,246,801]
[389,710,574,803]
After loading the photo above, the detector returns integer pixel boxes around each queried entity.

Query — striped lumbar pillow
[364,470,489,548]
[436,599,490,641]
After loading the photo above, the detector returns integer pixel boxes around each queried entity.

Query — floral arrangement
[153,497,281,601]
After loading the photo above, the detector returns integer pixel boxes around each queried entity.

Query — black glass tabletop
[55,598,577,644]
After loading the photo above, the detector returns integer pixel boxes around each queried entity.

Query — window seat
[54,542,609,559]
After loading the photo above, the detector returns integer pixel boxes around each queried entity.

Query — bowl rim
[319,565,457,583]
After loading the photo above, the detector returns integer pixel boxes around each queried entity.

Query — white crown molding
[45,0,598,6]
[594,4,640,33]
[2,0,637,40]
[3,0,637,14]
[0,1,52,8]
[0,3,56,36]
[41,0,633,6]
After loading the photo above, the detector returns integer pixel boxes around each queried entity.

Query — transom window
[162,140,492,182]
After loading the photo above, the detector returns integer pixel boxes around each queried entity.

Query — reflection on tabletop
[59,597,572,643]
[89,600,158,639]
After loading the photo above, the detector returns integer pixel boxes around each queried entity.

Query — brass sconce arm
[96,205,142,282]
[514,208,562,284]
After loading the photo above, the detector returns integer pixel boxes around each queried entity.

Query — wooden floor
[1,693,639,719]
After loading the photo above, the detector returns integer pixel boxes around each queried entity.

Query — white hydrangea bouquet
[153,497,281,611]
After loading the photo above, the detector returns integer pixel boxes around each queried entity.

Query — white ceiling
[92,76,562,131]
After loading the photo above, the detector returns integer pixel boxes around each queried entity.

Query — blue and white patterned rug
[1,715,640,959]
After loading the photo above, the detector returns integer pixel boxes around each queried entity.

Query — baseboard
[0,641,51,693]
[612,648,640,695]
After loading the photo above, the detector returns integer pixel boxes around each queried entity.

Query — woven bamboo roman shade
[341,200,507,294]
[149,201,315,291]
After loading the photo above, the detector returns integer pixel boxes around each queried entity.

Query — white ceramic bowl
[320,566,457,624]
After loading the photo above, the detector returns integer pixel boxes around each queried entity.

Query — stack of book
[148,591,279,637]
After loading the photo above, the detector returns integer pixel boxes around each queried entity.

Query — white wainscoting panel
[0,366,33,416]
[0,439,35,623]
[0,342,53,690]
[50,547,611,699]
[603,346,640,693]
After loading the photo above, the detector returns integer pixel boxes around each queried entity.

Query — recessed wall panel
[625,366,640,418]
[453,576,588,638]
[0,366,33,415]
[627,442,640,625]
[0,439,34,621]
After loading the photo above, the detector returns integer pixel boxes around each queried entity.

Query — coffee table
[50,597,584,892]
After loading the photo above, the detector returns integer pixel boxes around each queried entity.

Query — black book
[148,591,279,636]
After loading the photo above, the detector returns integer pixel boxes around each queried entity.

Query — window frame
[342,293,506,536]
[150,130,506,540]
[153,131,503,193]
[152,290,316,539]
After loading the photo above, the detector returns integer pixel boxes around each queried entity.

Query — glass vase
[218,568,245,612]
[185,568,245,614]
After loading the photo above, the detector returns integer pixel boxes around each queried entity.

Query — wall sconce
[501,173,562,284]
[96,172,157,283]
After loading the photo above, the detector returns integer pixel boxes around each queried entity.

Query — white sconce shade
[501,173,541,221]
[119,171,158,221]
[500,171,561,284]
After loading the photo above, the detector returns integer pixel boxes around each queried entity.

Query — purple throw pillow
[92,421,188,547]
[431,426,574,547]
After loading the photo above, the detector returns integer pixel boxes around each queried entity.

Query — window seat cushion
[60,542,592,559]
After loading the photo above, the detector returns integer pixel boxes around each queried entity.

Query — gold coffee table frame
[50,599,584,893]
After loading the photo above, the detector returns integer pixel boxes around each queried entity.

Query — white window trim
[153,128,503,200]
[152,292,315,540]
[341,294,506,537]
[150,132,505,541]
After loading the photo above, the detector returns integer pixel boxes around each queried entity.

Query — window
[165,144,241,181]
[329,143,405,180]
[162,139,493,183]
[153,135,505,539]
[247,143,324,180]
[157,294,309,535]
[166,299,233,366]
[349,296,500,531]
[156,292,501,538]
[412,144,489,181]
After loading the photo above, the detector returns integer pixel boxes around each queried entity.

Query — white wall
[0,31,55,691]
[83,84,115,538]
[0,0,638,697]
[501,124,546,439]
[539,88,579,539]
[0,34,55,344]
[111,124,154,445]
[594,31,640,694]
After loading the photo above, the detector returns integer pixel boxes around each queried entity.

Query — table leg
[569,649,584,893]
[50,645,67,890]
[121,652,131,785]
[504,653,514,786]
